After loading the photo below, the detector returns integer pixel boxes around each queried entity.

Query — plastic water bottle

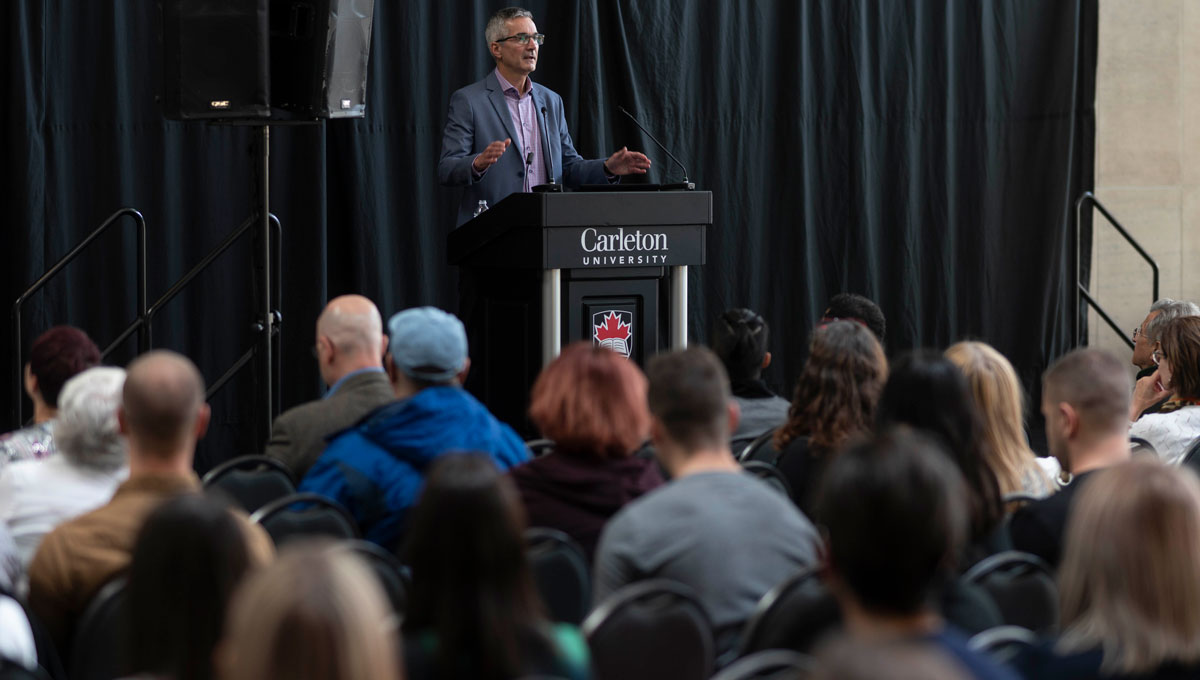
[473,200,489,218]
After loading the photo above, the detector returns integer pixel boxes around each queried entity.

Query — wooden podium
[448,190,712,433]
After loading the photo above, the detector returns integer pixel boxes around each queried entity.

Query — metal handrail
[11,208,147,426]
[143,213,280,347]
[1074,192,1159,348]
[11,210,281,428]
[142,213,281,403]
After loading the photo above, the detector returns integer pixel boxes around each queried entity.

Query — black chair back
[740,461,793,498]
[737,429,781,464]
[1181,436,1200,472]
[0,660,52,680]
[339,540,411,617]
[1130,436,1157,458]
[738,565,841,657]
[525,528,590,625]
[249,493,360,546]
[201,455,296,513]
[525,438,556,457]
[963,551,1057,635]
[967,625,1038,666]
[583,579,714,680]
[69,577,128,680]
[710,650,813,680]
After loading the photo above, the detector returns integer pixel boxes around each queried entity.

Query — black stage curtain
[2,1,1095,470]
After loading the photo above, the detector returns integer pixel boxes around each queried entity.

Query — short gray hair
[1145,298,1200,342]
[485,7,533,45]
[54,366,128,473]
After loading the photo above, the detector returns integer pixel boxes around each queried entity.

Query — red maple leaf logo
[594,311,632,343]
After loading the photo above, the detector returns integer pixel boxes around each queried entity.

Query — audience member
[593,347,820,654]
[945,342,1059,498]
[0,367,129,574]
[876,352,1005,564]
[1129,316,1200,463]
[217,544,401,680]
[0,526,17,594]
[812,635,971,680]
[126,494,264,680]
[1131,298,1199,377]
[1131,299,1200,418]
[301,306,529,550]
[821,292,887,345]
[0,588,37,674]
[0,326,100,468]
[404,454,590,680]
[510,342,661,561]
[711,308,791,442]
[1009,348,1131,568]
[773,320,888,516]
[27,350,273,652]
[817,429,1017,680]
[264,295,395,480]
[1015,461,1200,679]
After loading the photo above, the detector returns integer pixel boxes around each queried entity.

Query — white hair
[1146,298,1200,341]
[53,366,128,473]
[485,7,533,46]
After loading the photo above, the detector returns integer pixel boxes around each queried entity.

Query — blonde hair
[1058,461,1200,674]
[944,342,1051,497]
[219,543,401,680]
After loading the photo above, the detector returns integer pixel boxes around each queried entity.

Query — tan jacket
[27,472,273,651]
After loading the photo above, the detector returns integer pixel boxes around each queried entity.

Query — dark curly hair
[775,321,888,451]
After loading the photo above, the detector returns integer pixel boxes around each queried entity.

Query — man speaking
[439,7,651,226]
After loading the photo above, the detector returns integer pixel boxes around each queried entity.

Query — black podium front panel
[565,268,663,367]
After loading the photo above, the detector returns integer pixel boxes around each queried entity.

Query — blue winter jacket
[299,386,530,548]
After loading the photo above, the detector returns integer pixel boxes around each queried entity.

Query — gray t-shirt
[593,470,820,642]
[730,395,791,442]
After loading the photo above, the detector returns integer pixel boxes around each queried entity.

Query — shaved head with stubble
[120,350,209,463]
[314,295,385,386]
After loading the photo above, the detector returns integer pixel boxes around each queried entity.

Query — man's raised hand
[473,138,512,173]
[603,147,652,175]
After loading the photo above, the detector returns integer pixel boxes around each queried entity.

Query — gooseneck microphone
[533,105,562,192]
[617,105,695,190]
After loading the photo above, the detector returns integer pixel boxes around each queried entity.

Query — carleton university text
[579,228,669,266]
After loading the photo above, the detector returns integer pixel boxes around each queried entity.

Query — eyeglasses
[1133,325,1159,344]
[1153,349,1166,365]
[494,32,545,45]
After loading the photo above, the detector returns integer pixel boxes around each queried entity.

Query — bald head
[315,295,384,385]
[121,350,208,459]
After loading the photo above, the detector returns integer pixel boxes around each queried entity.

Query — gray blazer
[264,370,396,480]
[438,71,610,226]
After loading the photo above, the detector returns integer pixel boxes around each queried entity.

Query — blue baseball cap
[387,307,468,382]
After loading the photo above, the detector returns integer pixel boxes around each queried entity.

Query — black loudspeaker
[160,1,271,120]
[270,0,375,119]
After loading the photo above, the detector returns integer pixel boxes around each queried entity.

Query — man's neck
[1069,433,1130,475]
[496,65,530,94]
[327,359,382,388]
[32,402,55,425]
[128,448,194,478]
[842,598,942,639]
[668,446,742,478]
